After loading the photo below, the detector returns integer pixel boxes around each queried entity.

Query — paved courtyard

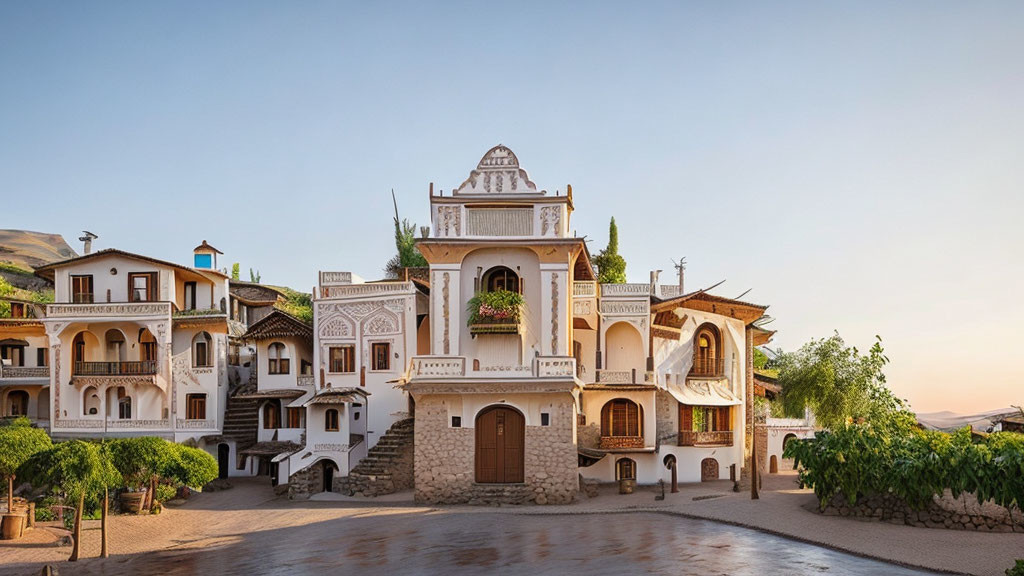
[1,469,1020,576]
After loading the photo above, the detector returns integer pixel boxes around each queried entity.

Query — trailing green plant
[592,217,627,284]
[466,290,524,325]
[274,286,313,324]
[786,422,1024,519]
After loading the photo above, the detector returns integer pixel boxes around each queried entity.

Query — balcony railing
[74,361,158,376]
[595,369,657,385]
[678,430,733,447]
[468,317,521,335]
[47,302,172,318]
[689,357,725,378]
[572,281,596,297]
[0,366,48,379]
[600,283,653,297]
[599,435,645,450]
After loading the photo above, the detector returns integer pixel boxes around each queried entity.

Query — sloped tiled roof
[242,308,313,343]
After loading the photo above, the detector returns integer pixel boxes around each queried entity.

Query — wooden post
[750,425,760,500]
[670,460,678,493]
[100,488,108,557]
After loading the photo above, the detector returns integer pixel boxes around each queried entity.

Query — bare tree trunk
[6,475,12,514]
[69,493,84,562]
[148,476,158,512]
[100,487,108,558]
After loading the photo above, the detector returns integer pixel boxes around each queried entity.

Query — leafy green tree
[231,263,240,281]
[249,268,261,283]
[592,217,627,284]
[108,437,174,511]
[0,423,51,513]
[20,440,119,562]
[775,333,909,430]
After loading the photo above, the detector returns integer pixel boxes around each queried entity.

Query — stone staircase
[337,418,414,497]
[222,391,259,449]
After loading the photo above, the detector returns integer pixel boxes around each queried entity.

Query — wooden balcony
[689,357,725,378]
[599,435,645,450]
[74,361,158,376]
[678,430,733,447]
[0,366,48,379]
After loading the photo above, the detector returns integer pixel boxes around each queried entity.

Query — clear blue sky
[2,1,1022,413]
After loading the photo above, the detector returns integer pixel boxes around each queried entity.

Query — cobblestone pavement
[0,468,1020,576]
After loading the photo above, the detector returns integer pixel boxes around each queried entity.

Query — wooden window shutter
[680,404,693,432]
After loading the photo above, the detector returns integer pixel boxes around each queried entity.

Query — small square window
[541,413,550,426]
[451,416,462,428]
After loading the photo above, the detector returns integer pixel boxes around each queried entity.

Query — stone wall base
[822,490,1023,532]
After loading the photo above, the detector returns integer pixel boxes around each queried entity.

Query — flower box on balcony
[467,290,523,336]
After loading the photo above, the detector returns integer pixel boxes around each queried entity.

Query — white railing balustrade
[573,281,597,297]
[534,356,576,378]
[411,356,466,377]
[600,283,652,297]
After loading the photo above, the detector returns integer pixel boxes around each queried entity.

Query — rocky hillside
[0,229,76,270]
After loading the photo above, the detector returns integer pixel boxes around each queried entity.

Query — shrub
[164,444,218,489]
[1007,560,1024,576]
[786,423,1024,513]
[153,483,177,504]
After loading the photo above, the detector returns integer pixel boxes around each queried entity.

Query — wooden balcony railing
[678,430,733,447]
[468,317,521,335]
[689,357,725,378]
[0,366,48,379]
[74,361,158,376]
[599,436,645,450]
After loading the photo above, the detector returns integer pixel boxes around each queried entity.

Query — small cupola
[193,240,223,269]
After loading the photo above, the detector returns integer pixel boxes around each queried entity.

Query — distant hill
[0,229,77,270]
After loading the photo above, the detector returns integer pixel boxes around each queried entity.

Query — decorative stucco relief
[540,206,561,237]
[551,273,559,355]
[442,272,450,355]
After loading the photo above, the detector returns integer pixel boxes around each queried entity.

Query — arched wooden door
[475,406,525,483]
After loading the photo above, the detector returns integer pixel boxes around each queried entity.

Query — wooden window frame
[37,348,48,367]
[324,408,340,432]
[328,345,355,374]
[263,403,280,430]
[128,272,158,302]
[186,393,207,420]
[286,407,303,429]
[9,302,25,318]
[370,342,390,371]
[193,334,212,368]
[268,342,289,374]
[183,281,197,310]
[601,399,642,437]
[71,275,94,304]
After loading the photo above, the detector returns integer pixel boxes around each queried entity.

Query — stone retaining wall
[822,490,1023,532]
[414,395,577,505]
[288,463,325,500]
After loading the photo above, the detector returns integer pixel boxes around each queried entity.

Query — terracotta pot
[120,491,147,514]
[619,479,636,495]
[1,513,25,540]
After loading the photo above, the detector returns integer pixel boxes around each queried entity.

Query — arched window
[138,328,157,362]
[268,342,289,374]
[83,386,100,416]
[692,323,722,377]
[117,387,132,420]
[73,332,87,365]
[616,458,636,481]
[324,409,339,432]
[5,390,29,417]
[104,329,126,363]
[483,266,519,293]
[601,399,642,437]
[192,332,212,368]
[263,401,280,430]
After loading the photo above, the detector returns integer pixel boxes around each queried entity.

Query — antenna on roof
[670,257,686,293]
[79,231,98,255]
[735,288,752,300]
